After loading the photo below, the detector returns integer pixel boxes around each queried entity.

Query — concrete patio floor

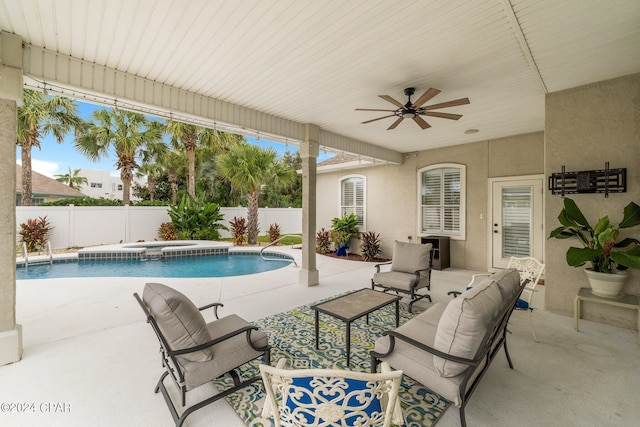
[1,247,638,426]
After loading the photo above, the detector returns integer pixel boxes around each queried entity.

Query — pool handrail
[22,240,53,269]
[260,235,300,267]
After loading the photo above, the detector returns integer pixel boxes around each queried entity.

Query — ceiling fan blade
[413,88,441,108]
[379,95,405,109]
[423,97,470,110]
[387,117,404,130]
[413,116,431,129]
[421,111,463,120]
[362,114,396,124]
[355,108,396,112]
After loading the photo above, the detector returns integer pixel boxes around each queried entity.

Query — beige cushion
[391,241,432,274]
[433,280,502,377]
[413,302,447,327]
[489,268,521,302]
[373,271,418,291]
[143,282,213,362]
[179,314,269,390]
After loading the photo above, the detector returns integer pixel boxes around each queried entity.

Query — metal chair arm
[371,331,479,368]
[169,325,266,356]
[198,302,224,319]
[374,260,392,273]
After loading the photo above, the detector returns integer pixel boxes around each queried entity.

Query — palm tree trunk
[21,144,33,206]
[187,147,196,197]
[148,176,155,201]
[247,190,259,245]
[169,171,178,205]
[121,169,132,206]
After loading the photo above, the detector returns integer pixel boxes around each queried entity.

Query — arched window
[340,175,365,229]
[418,164,465,239]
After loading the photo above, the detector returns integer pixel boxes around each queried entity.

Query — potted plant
[330,213,360,256]
[548,197,640,298]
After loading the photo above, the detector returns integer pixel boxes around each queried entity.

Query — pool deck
[2,247,639,427]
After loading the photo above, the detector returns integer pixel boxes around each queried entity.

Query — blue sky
[18,100,331,178]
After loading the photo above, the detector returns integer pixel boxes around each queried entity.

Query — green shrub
[167,194,228,240]
[39,197,121,206]
[19,216,54,252]
[229,216,247,246]
[360,231,382,261]
[158,222,177,241]
[316,227,332,254]
[134,200,172,206]
[268,223,281,243]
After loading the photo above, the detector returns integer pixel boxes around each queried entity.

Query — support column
[298,124,319,286]
[0,31,23,366]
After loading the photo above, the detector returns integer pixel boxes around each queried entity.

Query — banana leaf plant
[548,197,640,273]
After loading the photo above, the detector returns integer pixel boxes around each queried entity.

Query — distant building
[79,169,146,201]
[15,164,85,206]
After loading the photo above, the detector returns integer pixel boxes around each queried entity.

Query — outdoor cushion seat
[372,241,434,312]
[134,282,270,427]
[371,269,525,427]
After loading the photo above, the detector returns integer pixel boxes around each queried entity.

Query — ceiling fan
[356,87,470,130]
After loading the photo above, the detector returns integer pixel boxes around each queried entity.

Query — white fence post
[69,204,75,247]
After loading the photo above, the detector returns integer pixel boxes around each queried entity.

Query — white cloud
[30,159,61,178]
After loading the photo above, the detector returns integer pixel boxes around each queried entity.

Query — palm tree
[217,142,294,245]
[17,89,82,206]
[160,148,188,205]
[74,109,166,205]
[166,122,242,197]
[54,166,88,191]
[136,162,163,202]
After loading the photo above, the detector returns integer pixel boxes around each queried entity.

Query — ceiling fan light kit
[356,87,470,130]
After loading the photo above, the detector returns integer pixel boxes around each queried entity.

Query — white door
[490,176,544,269]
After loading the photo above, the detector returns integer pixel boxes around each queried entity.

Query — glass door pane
[501,187,532,258]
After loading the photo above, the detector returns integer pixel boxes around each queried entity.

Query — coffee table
[311,288,401,367]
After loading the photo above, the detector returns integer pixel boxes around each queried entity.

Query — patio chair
[260,359,404,427]
[507,256,545,342]
[450,256,545,341]
[134,282,270,427]
[371,240,433,313]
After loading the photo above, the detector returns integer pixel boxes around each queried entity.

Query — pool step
[145,250,163,260]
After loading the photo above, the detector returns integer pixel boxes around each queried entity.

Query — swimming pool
[16,253,293,280]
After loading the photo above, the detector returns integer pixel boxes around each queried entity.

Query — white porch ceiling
[1,0,639,158]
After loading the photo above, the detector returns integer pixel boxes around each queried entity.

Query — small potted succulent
[548,197,640,298]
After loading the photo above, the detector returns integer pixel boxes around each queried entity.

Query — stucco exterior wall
[316,133,544,272]
[545,73,640,328]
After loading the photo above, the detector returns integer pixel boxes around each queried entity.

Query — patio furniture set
[134,241,541,427]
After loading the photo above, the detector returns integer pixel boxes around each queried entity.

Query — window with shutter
[419,165,465,239]
[340,176,365,228]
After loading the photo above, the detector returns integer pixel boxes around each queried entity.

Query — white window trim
[417,163,466,240]
[338,174,366,230]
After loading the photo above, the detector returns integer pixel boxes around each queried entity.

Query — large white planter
[584,269,627,299]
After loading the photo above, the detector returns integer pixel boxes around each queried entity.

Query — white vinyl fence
[16,206,302,249]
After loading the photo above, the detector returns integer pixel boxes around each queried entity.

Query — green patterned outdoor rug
[214,293,450,426]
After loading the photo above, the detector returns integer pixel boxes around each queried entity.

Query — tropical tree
[217,142,295,245]
[136,159,164,202]
[54,166,88,191]
[17,89,82,206]
[160,148,188,204]
[261,149,302,207]
[74,109,166,205]
[166,122,243,198]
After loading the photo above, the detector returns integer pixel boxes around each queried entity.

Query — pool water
[16,253,292,280]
